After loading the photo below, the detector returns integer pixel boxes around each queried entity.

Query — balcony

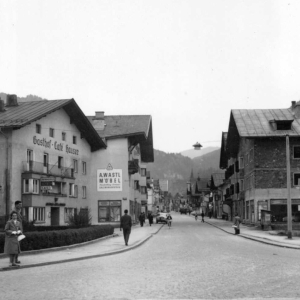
[23,161,74,178]
[128,159,139,175]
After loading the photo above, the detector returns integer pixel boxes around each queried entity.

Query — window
[98,200,121,222]
[240,179,244,191]
[64,208,74,222]
[82,186,86,198]
[276,121,292,130]
[36,124,41,134]
[33,207,45,222]
[293,173,300,186]
[49,128,54,137]
[74,185,78,198]
[140,168,146,176]
[73,159,78,173]
[58,156,63,168]
[73,136,77,144]
[82,161,86,175]
[23,179,39,194]
[140,186,147,194]
[134,180,139,190]
[62,132,66,141]
[69,183,74,196]
[239,157,244,168]
[27,149,33,162]
[294,146,300,159]
[43,153,49,167]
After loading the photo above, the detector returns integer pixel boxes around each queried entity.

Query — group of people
[194,211,205,222]
[138,212,155,227]
[4,201,24,267]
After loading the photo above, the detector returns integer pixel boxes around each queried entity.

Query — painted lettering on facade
[97,169,122,191]
[32,136,79,155]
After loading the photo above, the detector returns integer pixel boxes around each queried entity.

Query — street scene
[1,214,300,300]
[2,1,300,299]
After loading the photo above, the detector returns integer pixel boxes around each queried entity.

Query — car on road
[156,212,168,224]
[282,212,300,222]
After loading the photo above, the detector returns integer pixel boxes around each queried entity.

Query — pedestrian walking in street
[120,209,132,246]
[148,212,153,226]
[13,200,23,264]
[139,212,145,227]
[166,213,172,228]
[201,211,205,222]
[4,211,23,267]
[233,213,241,235]
[195,212,198,221]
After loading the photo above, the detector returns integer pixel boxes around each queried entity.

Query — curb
[205,221,300,250]
[0,224,164,272]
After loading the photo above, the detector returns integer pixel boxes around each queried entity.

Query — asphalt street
[1,213,300,300]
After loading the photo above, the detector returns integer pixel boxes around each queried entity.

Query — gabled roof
[87,115,154,162]
[190,177,210,195]
[211,173,225,188]
[0,99,106,151]
[230,108,300,137]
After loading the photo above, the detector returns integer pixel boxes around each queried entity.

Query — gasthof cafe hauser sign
[33,136,79,155]
[97,164,122,192]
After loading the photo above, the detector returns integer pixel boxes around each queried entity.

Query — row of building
[0,94,163,227]
[188,101,300,225]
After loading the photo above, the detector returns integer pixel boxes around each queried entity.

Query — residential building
[0,95,106,226]
[221,101,300,225]
[88,112,154,224]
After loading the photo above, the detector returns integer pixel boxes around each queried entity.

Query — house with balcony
[0,95,106,226]
[221,101,300,225]
[87,112,154,224]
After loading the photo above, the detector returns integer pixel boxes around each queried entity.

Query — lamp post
[286,134,292,239]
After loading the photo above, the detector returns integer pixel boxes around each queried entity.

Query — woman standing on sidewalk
[4,211,23,267]
[233,213,241,235]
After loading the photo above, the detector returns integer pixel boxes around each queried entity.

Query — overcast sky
[1,0,300,153]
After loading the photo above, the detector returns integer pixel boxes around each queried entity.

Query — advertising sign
[97,164,122,192]
[159,179,168,192]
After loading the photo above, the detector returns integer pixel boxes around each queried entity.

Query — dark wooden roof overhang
[226,112,240,158]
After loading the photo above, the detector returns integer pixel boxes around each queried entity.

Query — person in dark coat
[13,200,23,231]
[233,213,241,235]
[139,212,145,227]
[120,209,132,246]
[148,212,153,226]
[4,211,23,267]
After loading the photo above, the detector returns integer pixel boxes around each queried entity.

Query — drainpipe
[0,128,10,217]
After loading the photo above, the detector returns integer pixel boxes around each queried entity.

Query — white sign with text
[97,165,122,192]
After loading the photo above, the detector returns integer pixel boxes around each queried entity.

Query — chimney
[6,94,18,107]
[293,101,300,119]
[93,111,106,130]
[292,101,296,109]
[0,98,5,112]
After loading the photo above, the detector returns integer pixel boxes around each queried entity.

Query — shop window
[49,128,55,138]
[293,146,300,159]
[73,136,77,145]
[82,186,86,199]
[293,173,300,186]
[36,124,41,134]
[64,208,75,222]
[82,161,86,175]
[33,207,45,222]
[98,200,121,222]
[23,179,39,194]
[62,132,66,141]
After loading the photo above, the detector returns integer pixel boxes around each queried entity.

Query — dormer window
[269,119,293,131]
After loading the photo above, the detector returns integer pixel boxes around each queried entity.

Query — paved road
[1,214,300,300]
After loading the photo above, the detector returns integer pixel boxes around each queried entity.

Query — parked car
[180,208,187,215]
[282,212,300,222]
[156,213,168,224]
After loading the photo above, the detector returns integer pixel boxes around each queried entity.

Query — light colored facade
[0,96,106,226]
[87,112,154,224]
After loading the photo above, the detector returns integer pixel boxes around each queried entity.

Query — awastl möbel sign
[97,164,122,191]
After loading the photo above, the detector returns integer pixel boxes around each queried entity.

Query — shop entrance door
[51,207,60,226]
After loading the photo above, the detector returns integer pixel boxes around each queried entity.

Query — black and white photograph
[1,1,300,299]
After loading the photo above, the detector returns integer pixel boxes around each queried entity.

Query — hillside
[147,148,223,196]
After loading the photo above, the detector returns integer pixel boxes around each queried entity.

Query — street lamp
[286,134,292,239]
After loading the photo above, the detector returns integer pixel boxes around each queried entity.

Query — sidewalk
[204,217,300,249]
[0,223,164,271]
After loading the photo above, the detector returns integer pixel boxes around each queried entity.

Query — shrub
[0,225,114,253]
[67,209,92,228]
